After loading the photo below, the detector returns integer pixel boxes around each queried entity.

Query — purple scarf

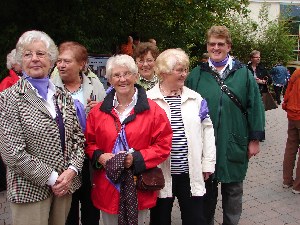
[23,72,49,100]
[210,54,229,67]
[73,99,86,132]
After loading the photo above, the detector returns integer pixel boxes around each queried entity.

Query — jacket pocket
[227,133,248,164]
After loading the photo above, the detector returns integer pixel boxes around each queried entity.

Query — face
[136,51,155,80]
[207,36,231,63]
[22,40,51,78]
[161,63,188,89]
[57,49,85,82]
[109,66,138,97]
[251,53,261,64]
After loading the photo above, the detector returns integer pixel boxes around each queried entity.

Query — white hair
[15,30,58,67]
[6,49,17,69]
[106,54,138,79]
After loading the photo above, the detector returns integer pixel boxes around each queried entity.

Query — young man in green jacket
[186,25,265,225]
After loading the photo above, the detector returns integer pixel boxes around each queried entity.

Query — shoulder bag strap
[210,71,248,117]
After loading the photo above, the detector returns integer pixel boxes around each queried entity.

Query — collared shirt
[208,56,233,79]
[137,74,158,91]
[113,88,138,123]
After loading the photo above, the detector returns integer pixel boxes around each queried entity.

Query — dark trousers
[65,159,100,225]
[150,173,207,225]
[0,157,6,191]
[204,176,243,225]
[273,85,283,105]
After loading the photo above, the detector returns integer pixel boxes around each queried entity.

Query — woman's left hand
[124,153,133,168]
[87,98,98,109]
[52,168,76,197]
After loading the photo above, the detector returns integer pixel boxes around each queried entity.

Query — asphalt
[1,106,300,225]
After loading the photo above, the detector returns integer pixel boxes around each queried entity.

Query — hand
[124,153,133,168]
[203,172,212,181]
[248,140,260,159]
[52,168,76,197]
[87,98,98,109]
[98,153,114,168]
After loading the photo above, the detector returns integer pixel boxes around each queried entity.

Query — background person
[133,42,160,90]
[247,50,270,95]
[186,25,265,225]
[0,30,85,225]
[52,41,106,225]
[0,48,23,192]
[85,54,172,225]
[147,48,216,225]
[282,68,300,194]
[0,49,22,92]
[270,63,289,105]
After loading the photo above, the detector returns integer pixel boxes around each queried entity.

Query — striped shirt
[164,95,189,174]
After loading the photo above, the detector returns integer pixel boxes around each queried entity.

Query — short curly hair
[206,25,232,45]
[6,49,17,70]
[15,30,58,67]
[133,42,159,60]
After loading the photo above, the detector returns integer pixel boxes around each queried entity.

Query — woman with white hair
[0,49,22,91]
[0,30,85,225]
[147,48,216,225]
[85,54,172,225]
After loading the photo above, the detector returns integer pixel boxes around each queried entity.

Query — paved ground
[1,106,300,225]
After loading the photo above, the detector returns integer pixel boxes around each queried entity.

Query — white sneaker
[292,189,300,194]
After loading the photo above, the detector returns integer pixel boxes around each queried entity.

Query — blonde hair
[155,48,189,77]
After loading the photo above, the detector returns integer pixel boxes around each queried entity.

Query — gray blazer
[0,78,85,203]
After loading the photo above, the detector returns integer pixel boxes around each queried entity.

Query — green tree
[227,3,296,68]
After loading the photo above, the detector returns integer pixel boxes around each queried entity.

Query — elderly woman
[0,30,85,225]
[147,48,216,225]
[0,49,22,91]
[133,42,159,90]
[85,54,172,225]
[52,41,105,225]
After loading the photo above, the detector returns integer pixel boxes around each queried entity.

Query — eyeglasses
[173,68,188,75]
[136,59,154,65]
[23,51,48,60]
[112,71,133,79]
[252,57,261,59]
[207,42,226,47]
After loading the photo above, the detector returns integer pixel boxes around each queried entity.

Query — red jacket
[85,86,172,214]
[0,70,20,92]
[282,68,300,120]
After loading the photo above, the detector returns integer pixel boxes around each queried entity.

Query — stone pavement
[1,106,300,225]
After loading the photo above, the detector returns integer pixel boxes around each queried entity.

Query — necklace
[159,85,182,96]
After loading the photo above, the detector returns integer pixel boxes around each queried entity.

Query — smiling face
[136,51,155,80]
[161,63,188,90]
[109,66,138,97]
[207,36,231,63]
[57,49,85,82]
[22,40,51,78]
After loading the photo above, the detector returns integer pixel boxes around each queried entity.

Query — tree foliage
[0,0,296,80]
